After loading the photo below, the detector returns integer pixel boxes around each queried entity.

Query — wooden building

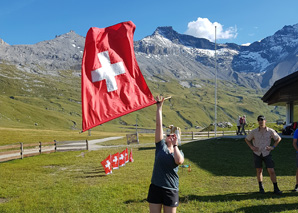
[262,71,298,124]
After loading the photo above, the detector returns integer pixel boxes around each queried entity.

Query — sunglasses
[166,134,174,137]
[258,119,264,121]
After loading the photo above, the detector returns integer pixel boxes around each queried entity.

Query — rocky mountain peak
[54,30,83,40]
[151,26,216,50]
[153,26,177,38]
[0,38,8,46]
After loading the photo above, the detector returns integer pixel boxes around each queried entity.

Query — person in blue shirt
[147,95,184,213]
[292,129,298,192]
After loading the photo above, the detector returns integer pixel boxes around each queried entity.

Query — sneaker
[273,189,282,195]
[259,188,265,194]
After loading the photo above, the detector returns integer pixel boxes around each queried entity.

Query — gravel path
[0,136,125,161]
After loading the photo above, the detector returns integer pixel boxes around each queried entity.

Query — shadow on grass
[79,168,107,178]
[138,147,155,151]
[222,203,298,213]
[124,198,147,204]
[181,138,295,177]
[180,191,298,203]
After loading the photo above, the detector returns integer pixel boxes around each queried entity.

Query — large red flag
[81,21,156,131]
[101,155,112,175]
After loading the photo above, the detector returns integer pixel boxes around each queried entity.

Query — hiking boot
[273,189,282,195]
[259,188,265,194]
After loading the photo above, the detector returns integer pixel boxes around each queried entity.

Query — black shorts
[147,184,179,207]
[253,153,274,168]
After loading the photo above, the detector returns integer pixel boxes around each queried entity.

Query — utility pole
[214,26,218,137]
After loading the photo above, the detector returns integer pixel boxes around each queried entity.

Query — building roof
[262,71,298,106]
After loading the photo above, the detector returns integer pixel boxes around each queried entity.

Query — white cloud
[241,43,251,46]
[185,17,237,42]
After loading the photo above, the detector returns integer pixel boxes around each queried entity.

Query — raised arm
[155,96,164,143]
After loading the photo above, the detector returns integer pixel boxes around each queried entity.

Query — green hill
[0,63,285,131]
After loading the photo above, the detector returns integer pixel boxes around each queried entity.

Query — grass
[1,136,298,212]
[0,127,123,146]
[0,62,288,132]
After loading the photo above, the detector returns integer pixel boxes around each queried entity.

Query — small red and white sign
[111,152,119,169]
[101,155,112,175]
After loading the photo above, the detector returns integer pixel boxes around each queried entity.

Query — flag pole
[214,26,217,137]
[156,96,172,103]
[164,96,172,101]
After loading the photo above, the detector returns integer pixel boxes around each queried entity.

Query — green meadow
[1,62,296,212]
[1,135,298,212]
[0,62,286,133]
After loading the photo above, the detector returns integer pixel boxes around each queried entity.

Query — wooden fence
[181,130,249,141]
[0,140,88,163]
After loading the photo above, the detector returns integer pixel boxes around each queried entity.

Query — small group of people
[237,115,247,135]
[146,96,298,212]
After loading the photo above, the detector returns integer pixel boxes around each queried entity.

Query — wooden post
[192,131,194,140]
[86,140,89,151]
[20,142,23,159]
[136,132,139,144]
[208,131,210,138]
[54,140,57,152]
[223,131,224,136]
[39,142,42,154]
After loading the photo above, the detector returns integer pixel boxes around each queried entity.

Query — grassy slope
[0,63,286,133]
[1,137,297,212]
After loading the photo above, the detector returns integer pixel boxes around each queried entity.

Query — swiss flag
[119,150,126,167]
[111,152,119,169]
[101,155,112,175]
[81,21,156,132]
[125,148,129,163]
[129,149,134,162]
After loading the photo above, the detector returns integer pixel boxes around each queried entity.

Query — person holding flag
[147,96,184,213]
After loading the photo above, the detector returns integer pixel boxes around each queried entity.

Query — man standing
[240,115,247,135]
[245,115,282,194]
[292,129,298,192]
[236,116,241,135]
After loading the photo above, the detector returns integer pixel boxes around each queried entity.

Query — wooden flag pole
[164,96,172,101]
[156,96,172,103]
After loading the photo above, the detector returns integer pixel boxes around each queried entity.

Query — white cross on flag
[119,150,126,167]
[111,152,119,169]
[101,155,112,175]
[81,21,156,131]
[125,148,129,163]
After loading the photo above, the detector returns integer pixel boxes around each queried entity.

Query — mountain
[0,31,84,72]
[1,24,297,130]
[1,24,298,88]
[233,24,298,87]
[134,24,298,89]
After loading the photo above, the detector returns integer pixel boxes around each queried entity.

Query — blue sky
[1,0,298,45]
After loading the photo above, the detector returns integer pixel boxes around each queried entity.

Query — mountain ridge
[1,27,291,130]
[1,23,298,89]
